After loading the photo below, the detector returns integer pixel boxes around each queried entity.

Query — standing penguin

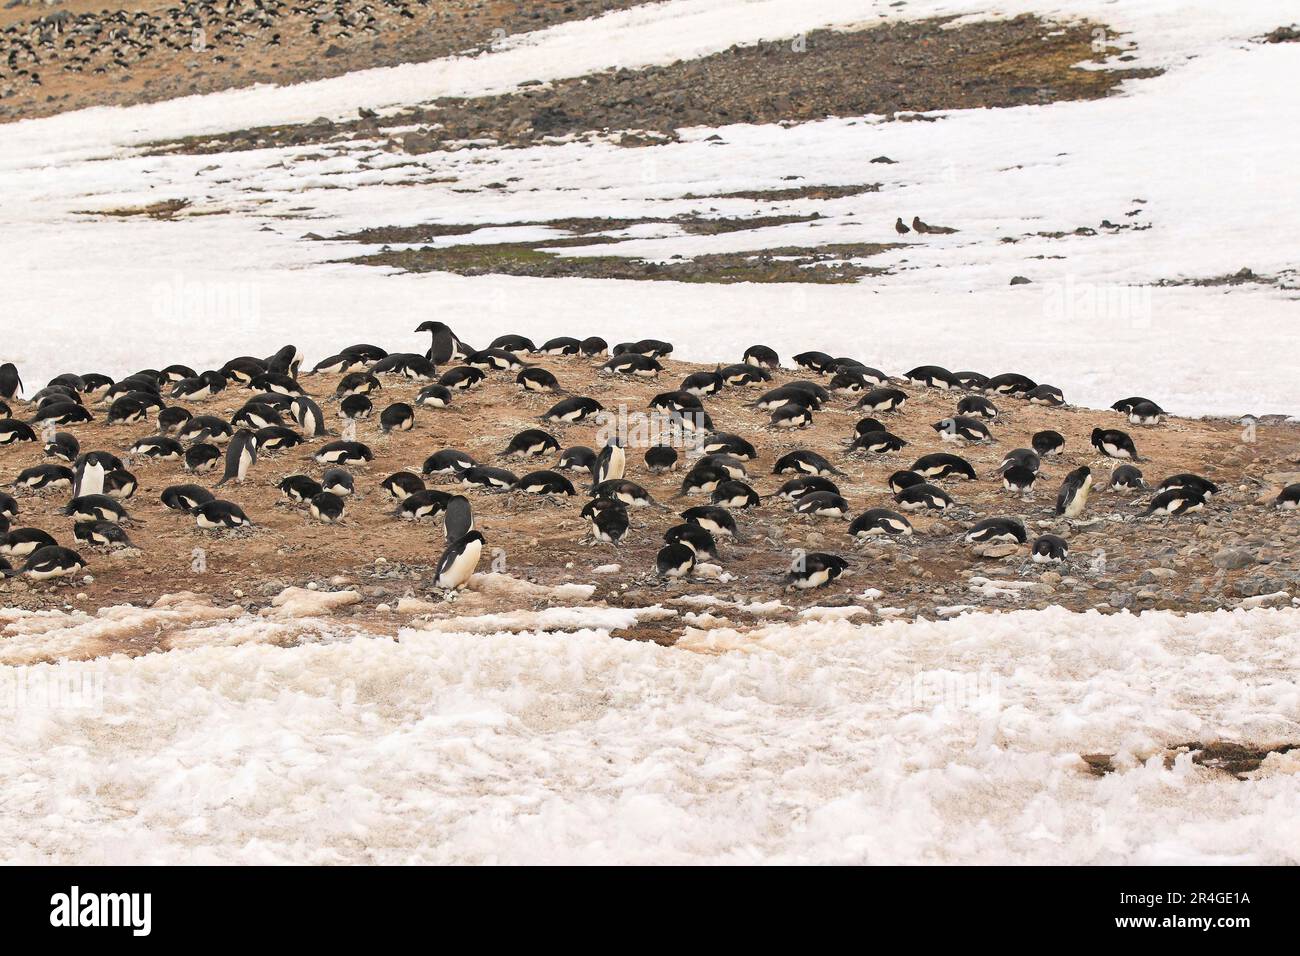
[443,495,474,541]
[290,395,328,438]
[1055,466,1093,518]
[434,530,485,591]
[0,363,22,401]
[216,429,258,486]
[416,321,466,365]
[592,438,626,487]
[72,451,121,498]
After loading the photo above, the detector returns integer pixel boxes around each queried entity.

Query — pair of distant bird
[895,217,958,235]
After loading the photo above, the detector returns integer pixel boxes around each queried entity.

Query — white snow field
[2,603,1299,865]
[1,1,1299,864]
[0,0,1297,414]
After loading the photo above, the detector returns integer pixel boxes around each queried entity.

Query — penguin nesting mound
[1,347,1298,649]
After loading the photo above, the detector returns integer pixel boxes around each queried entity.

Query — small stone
[1212,548,1256,570]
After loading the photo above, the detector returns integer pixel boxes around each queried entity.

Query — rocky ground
[0,0,650,121]
[145,14,1158,155]
[1,347,1297,655]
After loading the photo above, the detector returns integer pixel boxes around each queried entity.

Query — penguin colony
[0,331,1294,600]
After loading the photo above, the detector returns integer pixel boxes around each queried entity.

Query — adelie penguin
[850,430,907,454]
[14,464,74,492]
[987,373,1037,395]
[439,366,485,391]
[515,471,576,496]
[712,480,761,509]
[586,499,629,545]
[957,395,998,420]
[185,444,222,474]
[1032,430,1065,457]
[1274,483,1300,510]
[558,446,598,474]
[659,522,716,561]
[339,394,373,421]
[194,500,251,529]
[1156,474,1218,499]
[444,496,474,542]
[793,491,851,519]
[459,466,518,491]
[1143,487,1205,517]
[416,321,468,365]
[44,432,80,463]
[396,490,452,520]
[773,450,842,478]
[543,396,603,424]
[0,363,23,400]
[468,348,529,373]
[591,479,659,509]
[65,494,131,525]
[162,484,215,512]
[423,449,476,476]
[1091,428,1138,460]
[703,433,757,460]
[1110,465,1146,490]
[777,475,839,501]
[681,506,739,539]
[0,527,58,558]
[602,354,661,379]
[539,336,581,356]
[998,449,1040,477]
[656,542,696,581]
[857,387,908,413]
[895,483,953,512]
[517,368,559,393]
[1055,466,1092,518]
[73,451,122,497]
[381,472,425,501]
[964,517,1027,545]
[1025,384,1065,406]
[644,445,678,473]
[888,470,926,494]
[1031,534,1069,563]
[1126,401,1164,425]
[321,468,353,497]
[416,384,453,408]
[1002,465,1037,494]
[502,429,560,458]
[911,453,977,481]
[933,416,991,443]
[309,492,346,523]
[314,441,374,466]
[0,420,37,445]
[216,429,258,486]
[742,345,779,369]
[720,363,770,386]
[848,508,912,538]
[23,545,86,580]
[73,520,132,549]
[433,530,485,591]
[592,438,626,487]
[786,552,848,590]
[904,365,956,390]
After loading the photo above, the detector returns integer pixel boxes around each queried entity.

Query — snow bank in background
[1,1,1297,414]
[2,605,1298,864]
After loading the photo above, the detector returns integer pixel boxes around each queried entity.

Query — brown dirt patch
[0,0,654,123]
[2,348,1298,642]
[144,15,1160,156]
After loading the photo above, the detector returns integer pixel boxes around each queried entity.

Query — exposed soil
[0,0,654,122]
[1082,742,1300,779]
[344,239,898,282]
[2,343,1298,651]
[144,15,1161,156]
